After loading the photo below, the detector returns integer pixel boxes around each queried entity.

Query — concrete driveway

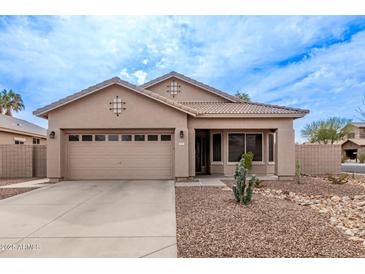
[0,180,176,258]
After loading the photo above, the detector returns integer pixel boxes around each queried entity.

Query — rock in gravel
[331,196,341,202]
[344,229,354,236]
[349,236,363,242]
[356,201,365,207]
[330,217,337,225]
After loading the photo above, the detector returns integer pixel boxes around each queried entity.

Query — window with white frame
[228,133,263,162]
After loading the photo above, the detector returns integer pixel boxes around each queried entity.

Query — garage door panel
[67,133,173,180]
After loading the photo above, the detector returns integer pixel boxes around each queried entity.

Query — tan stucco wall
[45,83,297,180]
[0,131,46,145]
[146,77,230,102]
[47,84,189,180]
[187,117,295,178]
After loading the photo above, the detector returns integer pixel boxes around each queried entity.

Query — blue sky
[1,16,365,142]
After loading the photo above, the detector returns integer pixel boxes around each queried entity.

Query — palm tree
[0,90,5,114]
[0,89,25,116]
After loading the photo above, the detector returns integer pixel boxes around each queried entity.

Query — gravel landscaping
[0,187,38,200]
[223,176,365,197]
[176,186,365,258]
[0,178,32,187]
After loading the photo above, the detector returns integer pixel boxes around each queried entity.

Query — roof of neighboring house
[33,77,199,118]
[352,122,365,127]
[140,71,243,103]
[342,139,365,146]
[181,101,309,117]
[0,114,47,138]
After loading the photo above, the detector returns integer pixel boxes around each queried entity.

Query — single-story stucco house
[33,71,309,182]
[0,114,47,145]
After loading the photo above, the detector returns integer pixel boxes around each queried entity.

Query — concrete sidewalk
[0,180,176,258]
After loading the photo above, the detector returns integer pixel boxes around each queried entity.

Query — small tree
[232,152,258,205]
[235,91,251,102]
[301,117,353,144]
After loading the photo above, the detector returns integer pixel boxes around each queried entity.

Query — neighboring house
[341,122,365,161]
[0,114,47,145]
[33,71,308,181]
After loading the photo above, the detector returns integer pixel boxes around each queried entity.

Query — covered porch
[193,128,277,177]
[187,117,296,180]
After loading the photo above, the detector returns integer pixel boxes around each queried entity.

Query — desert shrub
[254,178,264,188]
[341,155,349,163]
[243,151,254,170]
[295,160,302,184]
[327,174,349,184]
[358,153,365,163]
[232,152,258,205]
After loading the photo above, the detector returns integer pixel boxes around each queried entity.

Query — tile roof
[33,73,309,119]
[352,122,365,127]
[33,77,199,117]
[140,71,243,103]
[181,102,309,116]
[0,114,47,137]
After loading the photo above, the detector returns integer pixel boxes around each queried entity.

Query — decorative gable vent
[109,96,126,117]
[166,79,181,97]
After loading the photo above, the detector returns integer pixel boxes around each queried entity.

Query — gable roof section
[0,114,47,137]
[33,74,309,119]
[181,101,309,118]
[352,122,365,128]
[140,71,243,103]
[342,139,365,146]
[33,77,199,118]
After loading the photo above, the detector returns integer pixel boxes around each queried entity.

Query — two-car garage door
[66,132,173,180]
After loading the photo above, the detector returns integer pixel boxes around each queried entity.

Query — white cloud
[119,68,132,80]
[133,70,148,85]
[119,68,148,85]
[0,15,365,142]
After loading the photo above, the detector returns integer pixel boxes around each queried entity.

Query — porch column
[276,128,295,179]
[188,128,195,177]
[47,128,64,182]
[174,128,189,178]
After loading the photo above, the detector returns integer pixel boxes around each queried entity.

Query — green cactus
[295,160,301,184]
[232,153,258,205]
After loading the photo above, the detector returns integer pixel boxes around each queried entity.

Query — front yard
[175,175,365,257]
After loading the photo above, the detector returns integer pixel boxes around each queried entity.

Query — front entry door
[195,130,209,174]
